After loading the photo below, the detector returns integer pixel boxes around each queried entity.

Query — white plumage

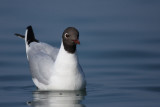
[18,26,86,90]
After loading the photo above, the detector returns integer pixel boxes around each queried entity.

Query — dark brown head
[62,27,80,53]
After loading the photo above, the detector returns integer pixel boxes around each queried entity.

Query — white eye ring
[65,33,70,38]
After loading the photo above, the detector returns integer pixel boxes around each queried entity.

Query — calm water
[0,0,160,107]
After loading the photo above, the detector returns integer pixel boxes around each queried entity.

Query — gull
[15,26,86,90]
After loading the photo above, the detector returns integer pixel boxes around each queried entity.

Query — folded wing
[27,42,59,85]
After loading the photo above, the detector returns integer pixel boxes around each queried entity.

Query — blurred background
[0,0,160,107]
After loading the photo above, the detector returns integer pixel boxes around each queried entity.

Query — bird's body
[16,26,86,90]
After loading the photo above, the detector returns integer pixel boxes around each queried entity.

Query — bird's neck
[54,42,78,69]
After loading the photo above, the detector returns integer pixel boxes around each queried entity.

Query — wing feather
[27,42,59,85]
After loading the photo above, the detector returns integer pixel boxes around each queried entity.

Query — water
[0,0,160,107]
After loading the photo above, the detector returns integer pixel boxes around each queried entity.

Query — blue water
[0,0,160,107]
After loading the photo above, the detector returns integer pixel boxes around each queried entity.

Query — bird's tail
[15,25,39,45]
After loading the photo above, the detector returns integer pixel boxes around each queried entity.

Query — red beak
[72,40,80,44]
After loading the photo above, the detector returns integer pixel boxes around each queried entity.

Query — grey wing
[27,42,59,85]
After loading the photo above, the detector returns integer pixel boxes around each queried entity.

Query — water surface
[0,0,160,107]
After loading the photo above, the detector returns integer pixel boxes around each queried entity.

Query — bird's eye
[65,33,70,38]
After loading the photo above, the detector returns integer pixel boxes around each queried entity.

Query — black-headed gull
[15,26,86,90]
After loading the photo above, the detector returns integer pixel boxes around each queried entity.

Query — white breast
[48,43,86,90]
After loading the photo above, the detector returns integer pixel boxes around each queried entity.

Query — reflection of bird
[15,26,86,90]
[27,90,86,107]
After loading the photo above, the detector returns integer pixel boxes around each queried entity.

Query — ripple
[123,86,160,93]
[0,75,30,82]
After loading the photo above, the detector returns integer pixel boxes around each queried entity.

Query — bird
[15,26,86,91]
